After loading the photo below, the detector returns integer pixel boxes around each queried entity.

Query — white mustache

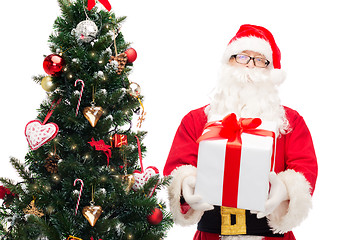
[220,65,271,85]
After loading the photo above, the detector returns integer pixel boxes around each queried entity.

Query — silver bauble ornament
[75,20,98,43]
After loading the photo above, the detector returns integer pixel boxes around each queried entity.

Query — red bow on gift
[88,138,112,166]
[198,113,271,143]
[88,0,112,11]
[197,113,275,161]
[219,114,262,140]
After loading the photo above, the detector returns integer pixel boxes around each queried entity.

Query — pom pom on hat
[223,24,281,69]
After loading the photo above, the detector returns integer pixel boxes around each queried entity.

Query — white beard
[206,64,289,135]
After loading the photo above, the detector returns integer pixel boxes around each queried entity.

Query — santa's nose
[246,60,255,68]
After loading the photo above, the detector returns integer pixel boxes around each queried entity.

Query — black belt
[197,206,284,237]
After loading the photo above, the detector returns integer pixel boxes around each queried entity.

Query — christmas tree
[0,0,173,239]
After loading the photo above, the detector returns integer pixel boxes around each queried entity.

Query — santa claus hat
[223,24,281,69]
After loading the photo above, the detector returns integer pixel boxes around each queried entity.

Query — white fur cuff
[267,169,312,233]
[168,165,204,226]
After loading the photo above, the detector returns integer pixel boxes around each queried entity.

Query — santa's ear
[270,69,286,86]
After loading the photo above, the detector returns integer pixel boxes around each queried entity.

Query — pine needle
[9,157,32,182]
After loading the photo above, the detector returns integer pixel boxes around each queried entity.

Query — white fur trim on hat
[223,36,273,67]
[267,169,313,234]
[167,165,204,226]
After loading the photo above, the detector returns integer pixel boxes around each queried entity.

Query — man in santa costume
[163,24,318,240]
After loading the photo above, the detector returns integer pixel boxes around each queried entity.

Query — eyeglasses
[231,54,270,68]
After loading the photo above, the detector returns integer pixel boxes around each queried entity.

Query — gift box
[194,114,277,212]
[110,134,128,148]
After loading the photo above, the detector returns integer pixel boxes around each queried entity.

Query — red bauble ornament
[125,48,137,63]
[147,208,163,225]
[43,54,65,75]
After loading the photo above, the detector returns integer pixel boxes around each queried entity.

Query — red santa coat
[164,105,318,240]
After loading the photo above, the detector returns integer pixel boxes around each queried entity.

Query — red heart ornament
[25,120,59,150]
[132,166,159,197]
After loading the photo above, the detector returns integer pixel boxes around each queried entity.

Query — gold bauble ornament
[41,76,57,92]
[82,202,103,227]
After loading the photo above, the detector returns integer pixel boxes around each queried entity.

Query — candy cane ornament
[73,178,84,215]
[74,79,85,116]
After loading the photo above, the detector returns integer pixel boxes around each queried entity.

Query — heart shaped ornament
[25,120,59,150]
[83,105,103,127]
[132,166,159,197]
[82,204,103,227]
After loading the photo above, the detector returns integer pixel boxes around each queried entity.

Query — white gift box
[195,120,277,212]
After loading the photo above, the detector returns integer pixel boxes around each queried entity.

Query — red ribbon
[87,0,112,11]
[134,136,144,172]
[43,98,62,124]
[197,113,276,208]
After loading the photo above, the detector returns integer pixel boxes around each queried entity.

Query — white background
[1,0,359,239]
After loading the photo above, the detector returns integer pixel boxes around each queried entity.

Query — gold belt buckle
[220,206,246,235]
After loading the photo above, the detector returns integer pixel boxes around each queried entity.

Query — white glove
[182,175,214,211]
[254,172,289,219]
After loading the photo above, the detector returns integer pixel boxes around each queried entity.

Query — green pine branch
[9,157,32,182]
[27,215,61,240]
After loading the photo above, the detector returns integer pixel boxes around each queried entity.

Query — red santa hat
[223,24,281,69]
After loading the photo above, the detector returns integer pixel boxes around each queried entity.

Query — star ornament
[88,138,112,166]
[23,200,44,217]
